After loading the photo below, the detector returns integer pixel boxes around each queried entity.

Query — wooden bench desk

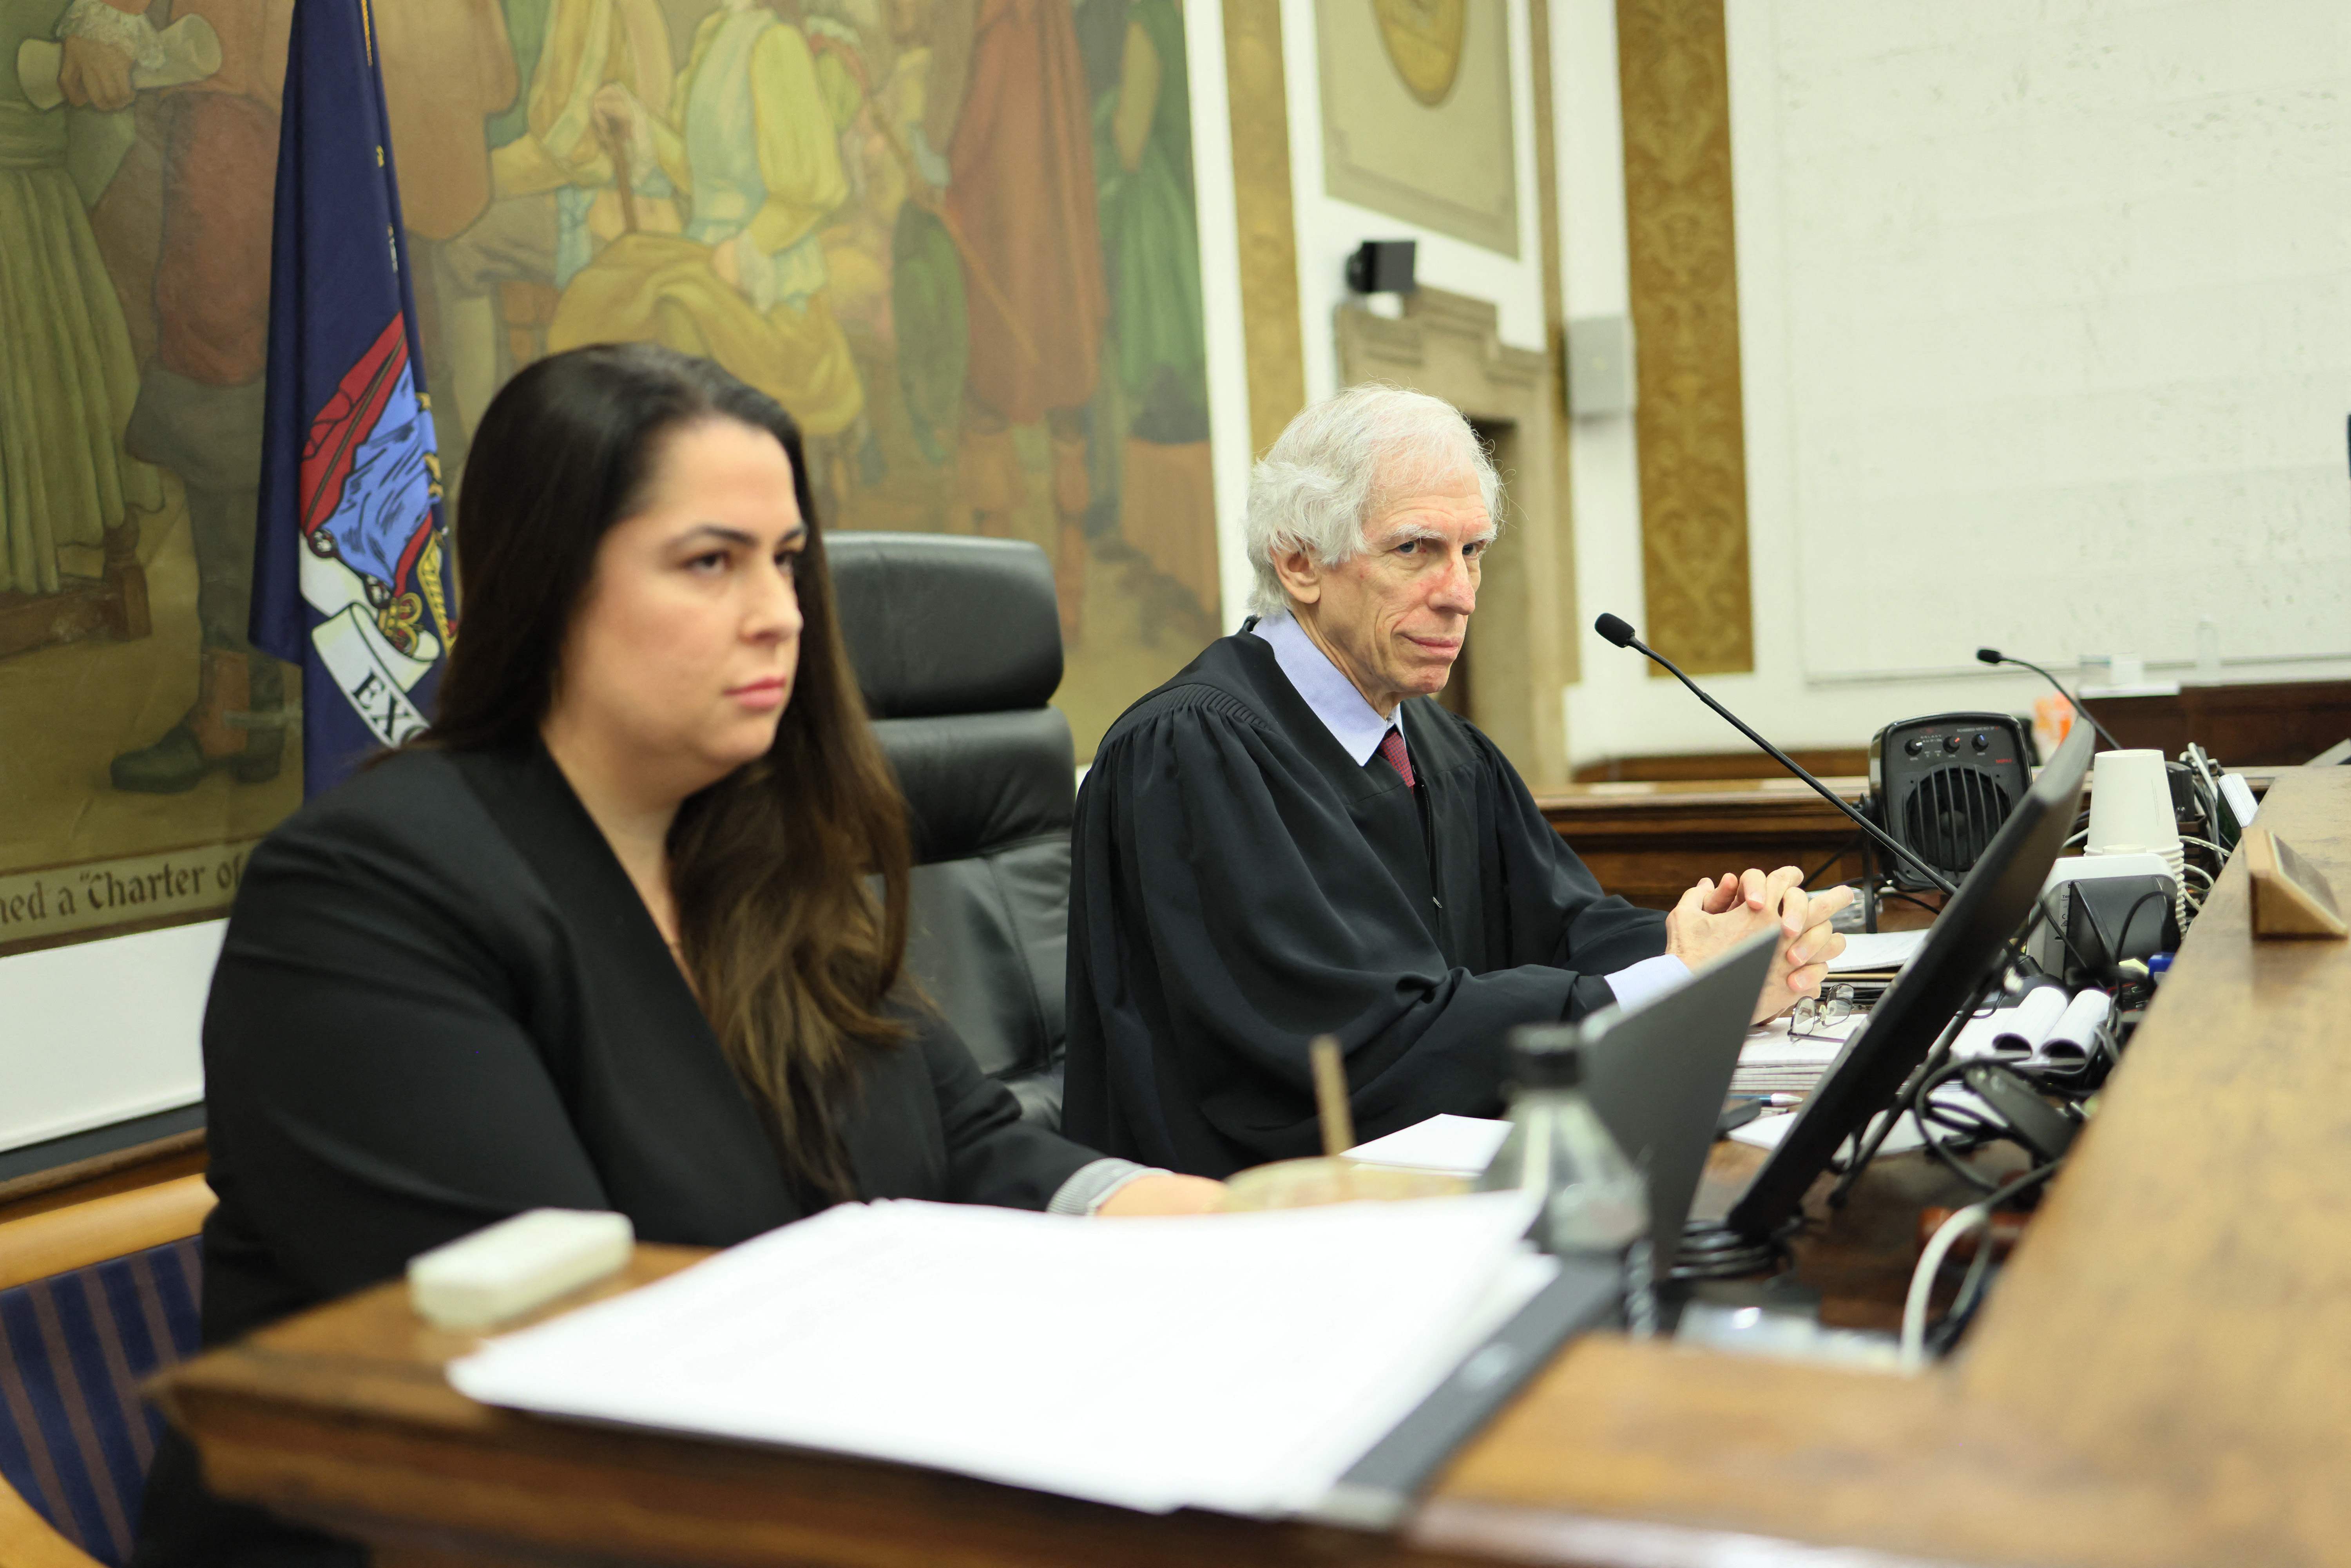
[1537,775,1876,910]
[155,768,2351,1568]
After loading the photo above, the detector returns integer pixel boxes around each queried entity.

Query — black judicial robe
[1064,627,1670,1179]
[132,741,1097,1568]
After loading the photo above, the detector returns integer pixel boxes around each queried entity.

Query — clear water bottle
[1476,1025,1656,1335]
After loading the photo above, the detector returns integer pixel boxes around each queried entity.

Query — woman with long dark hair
[133,343,1218,1566]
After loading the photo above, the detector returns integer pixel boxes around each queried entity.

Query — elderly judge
[1064,386,1849,1178]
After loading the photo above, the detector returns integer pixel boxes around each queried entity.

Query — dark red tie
[1377,728,1415,788]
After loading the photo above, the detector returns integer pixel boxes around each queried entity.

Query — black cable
[1975,650,2123,751]
[1824,979,2000,1211]
[2177,760,2220,841]
[2029,885,2102,979]
[1914,1056,2008,1192]
[1799,835,1865,892]
[1919,1160,2064,1357]
[2113,887,2173,958]
[1671,1217,1792,1281]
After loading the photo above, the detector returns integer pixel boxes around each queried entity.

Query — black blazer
[134,741,1098,1566]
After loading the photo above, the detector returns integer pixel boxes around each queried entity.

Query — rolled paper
[1991,983,2070,1055]
[2036,989,2113,1072]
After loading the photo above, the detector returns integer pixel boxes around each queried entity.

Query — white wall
[1563,0,2351,766]
[1280,0,1553,395]
[0,922,214,1153]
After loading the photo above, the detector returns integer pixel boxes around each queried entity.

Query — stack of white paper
[1730,1015,1862,1095]
[1730,1084,1999,1157]
[448,1192,1545,1517]
[1826,929,1927,974]
[1344,1113,1511,1176]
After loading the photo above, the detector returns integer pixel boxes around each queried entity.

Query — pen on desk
[1731,1093,1806,1108]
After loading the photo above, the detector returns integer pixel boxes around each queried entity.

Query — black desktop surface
[1724,721,2096,1240]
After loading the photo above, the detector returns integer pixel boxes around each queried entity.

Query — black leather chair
[826,533,1074,1128]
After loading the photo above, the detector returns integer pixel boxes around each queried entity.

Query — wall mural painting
[0,0,1218,958]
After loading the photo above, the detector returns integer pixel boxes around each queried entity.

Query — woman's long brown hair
[428,342,910,1201]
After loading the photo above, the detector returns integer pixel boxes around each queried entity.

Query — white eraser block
[408,1209,634,1331]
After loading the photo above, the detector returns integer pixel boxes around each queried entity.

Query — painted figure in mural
[877,0,970,471]
[799,0,898,349]
[0,0,163,604]
[1103,0,1204,441]
[922,0,1108,640]
[105,0,295,792]
[547,0,877,510]
[1096,0,1215,619]
[433,0,681,484]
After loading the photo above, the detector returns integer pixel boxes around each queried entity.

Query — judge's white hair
[1243,384,1502,618]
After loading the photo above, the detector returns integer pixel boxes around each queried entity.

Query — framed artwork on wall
[0,0,1219,961]
[1315,0,1519,257]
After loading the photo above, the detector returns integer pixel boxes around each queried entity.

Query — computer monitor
[1724,719,2095,1240]
[1581,928,1777,1273]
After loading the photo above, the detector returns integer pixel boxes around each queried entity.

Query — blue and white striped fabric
[0,1238,202,1565]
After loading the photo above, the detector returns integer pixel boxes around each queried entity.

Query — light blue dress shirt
[1250,612,1690,1011]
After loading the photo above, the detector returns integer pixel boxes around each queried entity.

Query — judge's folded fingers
[1666,879,1712,942]
[1750,968,1810,1023]
[1806,884,1858,923]
[1666,879,1742,967]
[1739,867,1774,911]
[1788,921,1846,968]
[1776,882,1811,939]
[1785,961,1829,998]
[1701,872,1743,915]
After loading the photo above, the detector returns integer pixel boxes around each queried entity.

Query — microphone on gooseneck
[1594,613,1961,896]
[1974,648,2122,752]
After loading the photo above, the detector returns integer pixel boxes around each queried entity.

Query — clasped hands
[1667,867,1854,1024]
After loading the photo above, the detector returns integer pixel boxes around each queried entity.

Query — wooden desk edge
[155,1251,2130,1568]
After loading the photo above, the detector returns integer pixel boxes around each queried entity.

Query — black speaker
[1869,713,2034,887]
[1345,240,1416,295]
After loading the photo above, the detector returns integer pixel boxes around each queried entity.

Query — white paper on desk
[1728,1086,1996,1158]
[1739,1016,1859,1067]
[1826,929,1927,973]
[448,1191,1543,1519]
[1344,1113,1510,1175]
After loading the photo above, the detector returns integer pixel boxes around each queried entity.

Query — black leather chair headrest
[826,533,1062,718]
[873,710,1075,863]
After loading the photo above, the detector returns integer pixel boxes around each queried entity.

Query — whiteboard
[1757,1,2351,681]
[0,922,214,1154]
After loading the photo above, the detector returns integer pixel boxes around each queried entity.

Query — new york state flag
[251,0,455,796]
